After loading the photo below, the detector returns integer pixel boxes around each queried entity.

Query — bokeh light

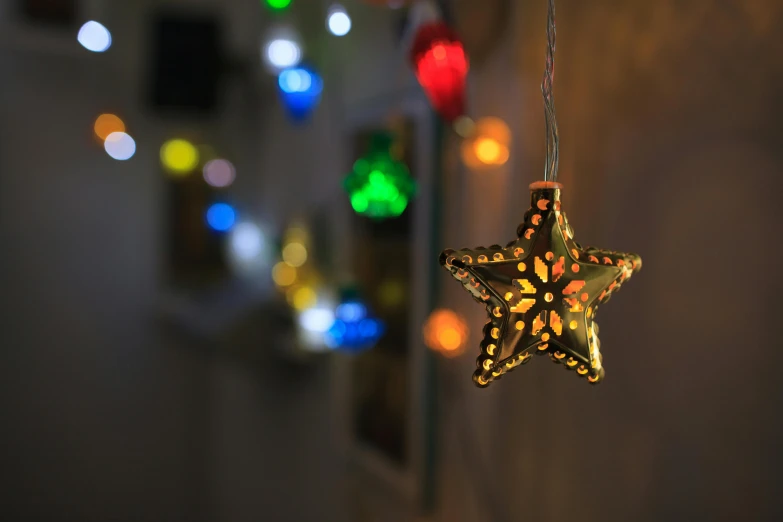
[265,38,302,69]
[282,242,308,267]
[203,159,236,188]
[461,117,511,169]
[77,21,112,53]
[229,222,264,261]
[344,134,416,219]
[206,203,236,232]
[277,66,323,120]
[103,132,136,160]
[94,114,125,141]
[291,286,317,311]
[266,0,292,10]
[161,139,199,175]
[423,309,469,357]
[299,307,335,333]
[325,299,384,352]
[272,261,297,287]
[327,5,352,36]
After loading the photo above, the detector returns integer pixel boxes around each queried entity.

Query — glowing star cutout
[440,182,641,388]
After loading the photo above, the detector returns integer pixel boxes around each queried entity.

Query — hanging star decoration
[440,182,641,387]
[439,0,641,387]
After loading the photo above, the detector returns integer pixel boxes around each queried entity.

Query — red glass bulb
[409,22,468,122]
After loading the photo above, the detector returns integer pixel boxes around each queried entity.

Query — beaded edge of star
[439,185,642,388]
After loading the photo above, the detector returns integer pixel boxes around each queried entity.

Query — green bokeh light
[266,0,292,10]
[344,133,417,219]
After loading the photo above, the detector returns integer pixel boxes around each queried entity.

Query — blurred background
[1,0,782,521]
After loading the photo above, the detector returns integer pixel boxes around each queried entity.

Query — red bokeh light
[410,22,469,122]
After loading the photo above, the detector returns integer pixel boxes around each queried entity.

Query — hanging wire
[542,0,560,182]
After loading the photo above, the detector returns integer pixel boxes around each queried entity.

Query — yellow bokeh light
[272,261,297,287]
[160,139,199,175]
[291,286,317,311]
[282,242,308,267]
[94,114,125,141]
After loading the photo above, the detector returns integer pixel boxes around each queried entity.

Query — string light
[277,66,323,120]
[344,133,416,219]
[161,139,199,175]
[205,203,236,232]
[423,309,469,357]
[77,21,112,53]
[461,117,511,169]
[325,299,384,352]
[409,21,468,122]
[103,132,136,160]
[282,241,308,267]
[266,0,292,10]
[264,38,302,70]
[272,261,297,287]
[94,114,125,141]
[203,159,236,188]
[327,5,352,36]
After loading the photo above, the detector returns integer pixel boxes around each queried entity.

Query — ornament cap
[529,181,563,190]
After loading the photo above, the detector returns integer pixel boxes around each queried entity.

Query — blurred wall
[0,1,343,521]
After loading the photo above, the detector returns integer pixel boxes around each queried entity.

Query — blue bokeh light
[206,203,237,232]
[277,65,323,121]
[325,299,384,353]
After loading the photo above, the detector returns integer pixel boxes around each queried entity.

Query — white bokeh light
[203,159,236,188]
[77,21,112,53]
[327,6,351,36]
[104,132,136,160]
[264,38,302,69]
[299,307,335,333]
[230,222,264,261]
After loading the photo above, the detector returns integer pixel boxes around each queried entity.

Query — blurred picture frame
[332,90,437,511]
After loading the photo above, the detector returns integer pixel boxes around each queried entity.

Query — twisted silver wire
[542,0,559,182]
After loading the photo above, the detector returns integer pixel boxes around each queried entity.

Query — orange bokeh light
[94,114,125,141]
[461,117,512,169]
[423,308,470,357]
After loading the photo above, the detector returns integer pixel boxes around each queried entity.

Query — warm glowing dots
[282,242,307,267]
[161,139,199,175]
[264,38,301,69]
[266,0,292,10]
[78,21,112,52]
[94,114,125,141]
[272,261,297,287]
[461,117,511,169]
[569,320,578,330]
[515,321,525,331]
[423,309,469,358]
[103,132,136,160]
[206,203,236,232]
[203,159,236,188]
[327,4,351,36]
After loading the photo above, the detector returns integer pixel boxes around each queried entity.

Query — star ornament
[440,181,641,388]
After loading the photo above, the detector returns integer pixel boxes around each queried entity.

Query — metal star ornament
[440,182,641,387]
